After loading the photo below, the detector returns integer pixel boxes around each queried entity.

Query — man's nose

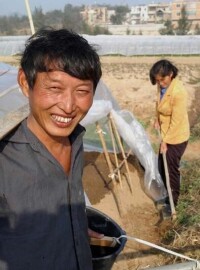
[59,92,76,113]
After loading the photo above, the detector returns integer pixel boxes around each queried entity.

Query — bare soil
[82,56,200,269]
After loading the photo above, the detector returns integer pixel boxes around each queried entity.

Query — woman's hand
[160,141,167,154]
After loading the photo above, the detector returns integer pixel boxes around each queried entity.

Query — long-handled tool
[162,152,176,220]
[156,129,176,220]
[90,236,118,247]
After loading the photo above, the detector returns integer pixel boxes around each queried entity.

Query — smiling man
[0,28,102,270]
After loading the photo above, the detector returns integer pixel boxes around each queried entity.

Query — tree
[159,19,174,35]
[62,4,85,33]
[0,14,28,35]
[33,7,45,30]
[110,5,130,25]
[45,10,63,28]
[126,27,130,35]
[194,23,200,35]
[138,29,143,35]
[175,5,191,35]
[0,16,14,35]
[92,25,111,35]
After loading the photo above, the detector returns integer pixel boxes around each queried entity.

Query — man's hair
[149,59,178,85]
[20,28,102,90]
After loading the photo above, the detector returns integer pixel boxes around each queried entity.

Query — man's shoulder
[0,120,27,145]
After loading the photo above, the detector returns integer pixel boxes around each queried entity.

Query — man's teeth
[53,115,72,123]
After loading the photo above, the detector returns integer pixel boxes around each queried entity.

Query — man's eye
[50,87,60,92]
[77,89,90,95]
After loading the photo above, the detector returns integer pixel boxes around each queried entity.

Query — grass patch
[162,159,200,249]
[189,119,200,142]
[177,159,200,225]
[137,117,152,130]
[161,159,200,262]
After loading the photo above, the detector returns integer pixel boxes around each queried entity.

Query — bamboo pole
[108,117,123,188]
[111,149,132,176]
[109,113,133,193]
[95,121,116,186]
[95,121,125,216]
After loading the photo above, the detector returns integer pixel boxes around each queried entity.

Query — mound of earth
[83,152,170,269]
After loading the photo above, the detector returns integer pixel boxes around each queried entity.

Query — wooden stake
[112,149,132,176]
[95,121,116,185]
[109,113,133,193]
[163,153,177,220]
[90,236,118,247]
[108,117,123,188]
[156,129,176,220]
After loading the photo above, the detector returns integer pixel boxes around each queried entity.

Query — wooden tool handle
[90,236,118,247]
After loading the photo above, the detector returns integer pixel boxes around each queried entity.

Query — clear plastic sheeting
[0,36,27,56]
[81,80,120,127]
[85,34,200,56]
[0,63,28,118]
[110,109,167,201]
[1,35,200,56]
[81,81,120,152]
[81,81,167,201]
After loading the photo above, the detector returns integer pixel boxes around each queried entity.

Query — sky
[0,0,171,16]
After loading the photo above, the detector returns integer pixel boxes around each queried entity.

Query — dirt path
[83,153,168,269]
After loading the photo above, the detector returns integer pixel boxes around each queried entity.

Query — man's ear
[18,68,30,98]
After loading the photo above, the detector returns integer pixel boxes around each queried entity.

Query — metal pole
[24,0,35,34]
[146,261,199,270]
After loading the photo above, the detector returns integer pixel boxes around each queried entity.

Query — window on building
[186,3,196,9]
[177,12,180,16]
[187,10,196,15]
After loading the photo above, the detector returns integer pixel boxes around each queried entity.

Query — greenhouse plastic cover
[0,62,167,201]
[0,35,200,56]
[0,62,27,118]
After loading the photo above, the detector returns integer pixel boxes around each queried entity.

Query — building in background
[80,1,200,34]
[147,3,172,23]
[129,5,148,24]
[171,0,200,29]
[80,6,115,26]
[128,3,171,25]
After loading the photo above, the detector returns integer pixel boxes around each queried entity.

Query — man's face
[19,70,94,142]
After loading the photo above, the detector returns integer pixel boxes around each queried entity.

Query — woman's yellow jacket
[156,78,190,144]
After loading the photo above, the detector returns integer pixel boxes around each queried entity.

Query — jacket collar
[157,77,178,105]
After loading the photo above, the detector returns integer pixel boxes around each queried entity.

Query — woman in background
[149,59,190,214]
